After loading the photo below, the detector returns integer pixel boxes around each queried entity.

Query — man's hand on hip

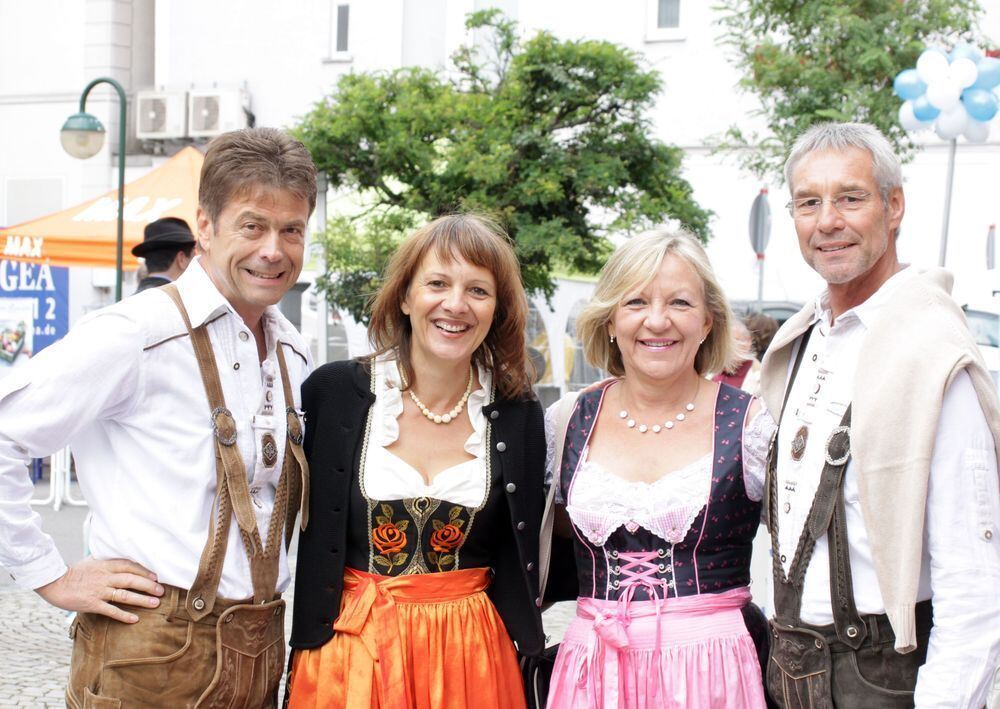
[35,557,165,623]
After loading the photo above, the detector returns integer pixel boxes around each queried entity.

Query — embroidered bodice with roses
[343,356,506,576]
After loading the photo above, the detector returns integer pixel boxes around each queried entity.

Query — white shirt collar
[811,265,916,332]
[175,257,308,357]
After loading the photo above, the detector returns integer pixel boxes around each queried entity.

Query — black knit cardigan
[288,360,547,656]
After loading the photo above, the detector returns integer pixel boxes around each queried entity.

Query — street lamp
[60,77,127,302]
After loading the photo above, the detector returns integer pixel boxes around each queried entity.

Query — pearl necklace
[408,367,474,424]
[618,380,699,434]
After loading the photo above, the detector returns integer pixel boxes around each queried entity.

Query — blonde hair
[576,229,739,377]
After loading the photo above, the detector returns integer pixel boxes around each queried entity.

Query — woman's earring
[609,334,616,344]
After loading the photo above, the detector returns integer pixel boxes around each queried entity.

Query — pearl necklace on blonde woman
[408,366,474,424]
[618,378,700,434]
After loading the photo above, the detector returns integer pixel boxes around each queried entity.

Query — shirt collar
[174,257,234,328]
[812,265,915,332]
[173,259,307,359]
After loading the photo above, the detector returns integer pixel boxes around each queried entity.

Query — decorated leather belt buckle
[825,426,851,466]
[286,406,304,445]
[211,406,238,446]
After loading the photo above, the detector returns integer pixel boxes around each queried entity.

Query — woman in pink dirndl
[545,230,773,708]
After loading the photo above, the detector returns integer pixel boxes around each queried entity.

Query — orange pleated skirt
[287,567,526,709]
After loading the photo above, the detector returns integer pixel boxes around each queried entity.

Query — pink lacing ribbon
[573,551,668,708]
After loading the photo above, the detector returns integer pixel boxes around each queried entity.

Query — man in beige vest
[0,127,315,707]
[761,122,1000,708]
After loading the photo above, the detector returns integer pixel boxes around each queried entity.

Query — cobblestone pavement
[0,585,74,707]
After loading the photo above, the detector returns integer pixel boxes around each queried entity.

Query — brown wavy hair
[368,214,534,400]
[199,128,317,225]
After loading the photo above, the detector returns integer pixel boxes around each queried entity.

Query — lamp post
[60,77,127,302]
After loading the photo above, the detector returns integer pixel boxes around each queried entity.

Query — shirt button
[239,331,249,342]
[535,597,542,607]
[505,483,516,494]
[233,362,240,370]
[526,562,535,571]
[490,410,499,420]
[780,554,787,563]
[986,529,994,541]
[783,502,791,513]
[496,441,507,452]
[517,521,526,531]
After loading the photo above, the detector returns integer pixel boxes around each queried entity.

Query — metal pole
[757,254,764,311]
[315,174,329,364]
[939,138,957,268]
[79,77,127,301]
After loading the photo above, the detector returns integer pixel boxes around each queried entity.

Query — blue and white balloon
[912,95,941,122]
[964,120,991,143]
[895,44,996,143]
[972,57,1000,91]
[916,49,950,85]
[950,42,983,65]
[962,89,999,122]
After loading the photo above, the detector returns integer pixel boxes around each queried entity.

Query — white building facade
[1,0,998,385]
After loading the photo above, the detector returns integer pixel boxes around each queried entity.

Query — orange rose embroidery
[430,523,464,553]
[372,523,406,554]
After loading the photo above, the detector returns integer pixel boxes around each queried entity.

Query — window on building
[646,0,685,42]
[326,2,351,59]
[657,0,679,28]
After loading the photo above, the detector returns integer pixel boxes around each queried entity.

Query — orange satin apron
[288,567,526,709]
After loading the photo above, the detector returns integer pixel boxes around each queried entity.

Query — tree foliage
[714,0,985,180]
[294,10,711,320]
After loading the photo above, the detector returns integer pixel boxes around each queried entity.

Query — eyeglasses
[785,190,873,218]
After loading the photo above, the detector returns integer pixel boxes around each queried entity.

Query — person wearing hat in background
[132,216,196,293]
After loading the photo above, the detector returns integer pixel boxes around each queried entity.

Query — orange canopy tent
[0,146,203,270]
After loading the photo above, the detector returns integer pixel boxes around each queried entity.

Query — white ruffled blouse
[544,391,775,548]
[362,356,492,508]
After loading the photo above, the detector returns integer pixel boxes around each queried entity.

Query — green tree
[294,10,711,320]
[714,0,985,180]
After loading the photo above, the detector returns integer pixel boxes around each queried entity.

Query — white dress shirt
[776,267,1000,708]
[0,259,312,599]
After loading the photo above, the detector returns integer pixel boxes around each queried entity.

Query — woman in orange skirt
[286,214,547,708]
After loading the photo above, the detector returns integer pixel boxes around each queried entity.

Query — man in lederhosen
[0,127,316,707]
[760,122,1000,708]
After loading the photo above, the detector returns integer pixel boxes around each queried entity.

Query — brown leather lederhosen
[764,327,932,709]
[66,285,309,709]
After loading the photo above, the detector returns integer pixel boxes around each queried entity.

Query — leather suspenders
[162,284,309,618]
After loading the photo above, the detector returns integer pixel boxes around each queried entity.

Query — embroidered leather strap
[766,324,867,648]
[276,344,310,533]
[162,285,301,619]
[538,390,580,601]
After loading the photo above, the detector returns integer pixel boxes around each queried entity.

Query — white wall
[1,0,998,325]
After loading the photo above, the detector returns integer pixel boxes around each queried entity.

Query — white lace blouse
[544,391,776,547]
[363,356,492,508]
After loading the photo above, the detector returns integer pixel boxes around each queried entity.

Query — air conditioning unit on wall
[188,89,251,138]
[135,90,187,139]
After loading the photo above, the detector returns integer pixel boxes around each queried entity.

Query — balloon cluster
[894,43,1000,142]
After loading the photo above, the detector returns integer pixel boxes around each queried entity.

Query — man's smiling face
[790,146,903,292]
[196,185,308,326]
